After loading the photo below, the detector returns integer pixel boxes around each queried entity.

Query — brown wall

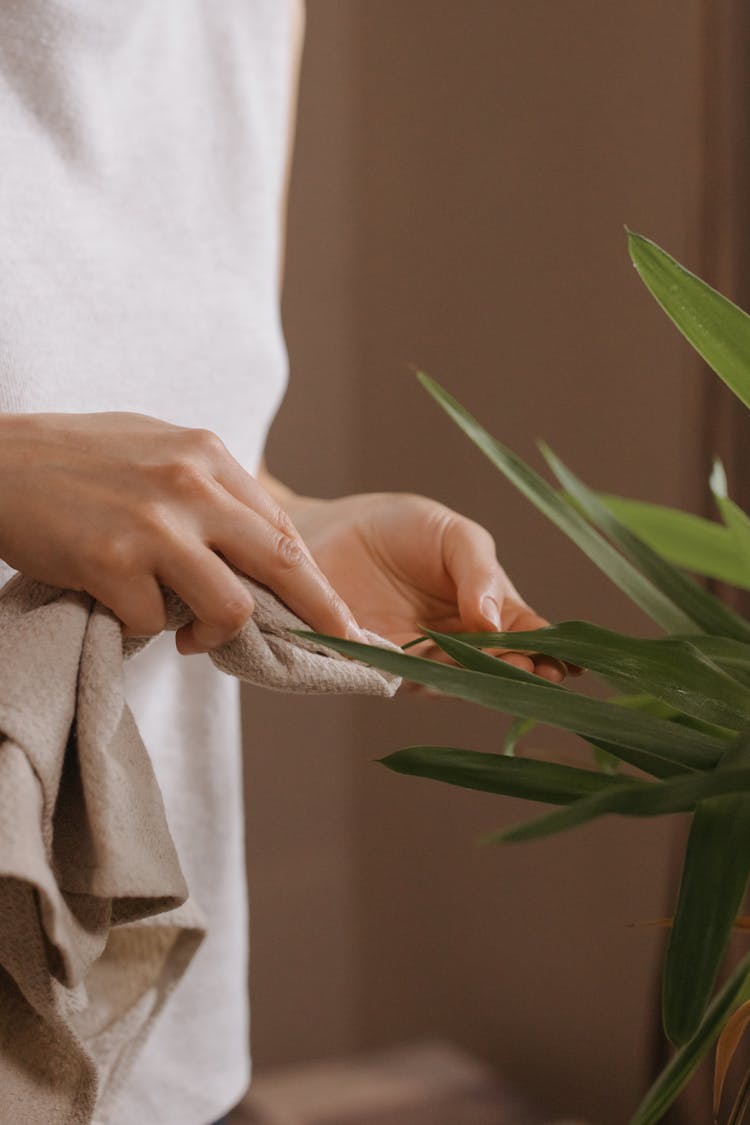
[242,4,719,1123]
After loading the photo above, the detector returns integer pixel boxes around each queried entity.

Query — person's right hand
[0,411,364,655]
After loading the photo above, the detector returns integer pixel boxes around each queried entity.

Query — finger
[441,516,507,631]
[440,520,573,680]
[154,540,256,654]
[531,656,567,683]
[477,647,559,679]
[90,573,168,639]
[497,652,536,674]
[440,520,554,659]
[208,447,315,564]
[501,600,582,677]
[500,598,552,634]
[207,495,363,642]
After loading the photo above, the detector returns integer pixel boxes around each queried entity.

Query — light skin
[257,467,568,681]
[0,409,565,681]
[0,0,567,683]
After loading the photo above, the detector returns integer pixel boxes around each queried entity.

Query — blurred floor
[229,1041,586,1125]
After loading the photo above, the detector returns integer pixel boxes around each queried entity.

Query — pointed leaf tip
[627,233,750,413]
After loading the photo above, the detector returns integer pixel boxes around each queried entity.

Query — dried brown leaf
[714,999,750,1118]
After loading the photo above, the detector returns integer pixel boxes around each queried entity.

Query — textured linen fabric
[0,570,398,1125]
[0,2,311,1122]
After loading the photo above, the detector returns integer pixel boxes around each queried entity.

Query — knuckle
[132,499,168,537]
[428,503,458,535]
[162,457,211,497]
[449,510,495,553]
[275,508,297,537]
[188,427,225,459]
[272,531,305,571]
[213,596,253,634]
[89,533,139,578]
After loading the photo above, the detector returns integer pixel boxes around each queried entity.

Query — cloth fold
[0,571,400,1125]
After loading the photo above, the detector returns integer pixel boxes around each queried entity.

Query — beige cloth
[0,571,399,1125]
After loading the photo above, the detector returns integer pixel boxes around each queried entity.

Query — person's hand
[0,412,364,654]
[287,491,568,683]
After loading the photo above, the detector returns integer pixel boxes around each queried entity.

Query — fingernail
[193,625,229,651]
[481,595,502,630]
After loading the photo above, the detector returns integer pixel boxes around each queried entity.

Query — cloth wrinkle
[0,569,399,1124]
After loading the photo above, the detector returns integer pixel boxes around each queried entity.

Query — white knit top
[0,2,296,1121]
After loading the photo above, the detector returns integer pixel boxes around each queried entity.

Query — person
[0,3,566,1123]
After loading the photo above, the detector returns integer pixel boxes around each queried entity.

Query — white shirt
[0,2,296,1120]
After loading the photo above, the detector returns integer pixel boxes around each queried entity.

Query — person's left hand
[289,491,568,683]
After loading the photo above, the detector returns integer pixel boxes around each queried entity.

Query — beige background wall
[242,4,719,1123]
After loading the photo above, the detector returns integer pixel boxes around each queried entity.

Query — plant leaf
[714,999,750,1119]
[629,916,750,933]
[681,635,750,675]
[381,746,630,805]
[600,493,750,590]
[300,633,726,778]
[426,625,741,772]
[591,743,620,774]
[727,1063,750,1125]
[421,627,732,777]
[481,758,750,845]
[629,951,750,1125]
[628,230,750,412]
[541,444,750,644]
[418,630,613,768]
[606,695,735,742]
[503,716,535,756]
[711,459,750,576]
[415,371,696,634]
[663,735,750,1046]
[384,750,750,846]
[441,621,750,730]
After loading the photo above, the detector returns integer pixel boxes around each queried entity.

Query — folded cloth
[0,570,400,1125]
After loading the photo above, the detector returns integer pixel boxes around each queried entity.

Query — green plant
[303,233,750,1123]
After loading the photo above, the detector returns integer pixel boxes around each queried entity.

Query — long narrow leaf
[423,628,729,775]
[600,494,750,590]
[714,999,750,1119]
[628,231,750,412]
[542,443,750,644]
[299,634,726,776]
[630,951,750,1125]
[439,621,750,730]
[416,372,696,634]
[663,735,750,1045]
[503,716,535,756]
[381,746,630,804]
[716,498,750,568]
[683,635,750,674]
[711,460,750,574]
[408,640,545,758]
[482,758,750,846]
